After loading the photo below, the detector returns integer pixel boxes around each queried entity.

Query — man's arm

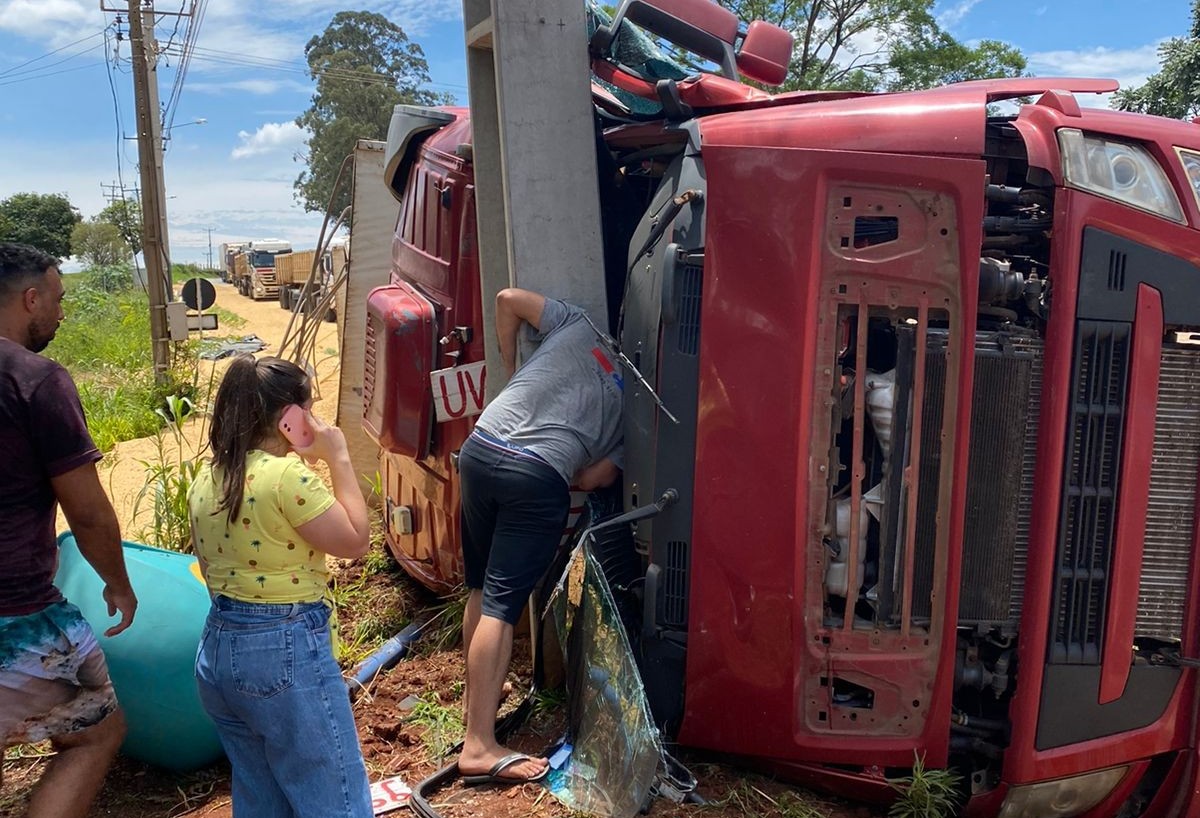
[573,458,621,491]
[51,462,137,636]
[495,288,546,376]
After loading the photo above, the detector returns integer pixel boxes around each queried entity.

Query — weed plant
[419,588,469,655]
[703,779,829,817]
[887,754,962,818]
[406,695,464,759]
[132,395,201,552]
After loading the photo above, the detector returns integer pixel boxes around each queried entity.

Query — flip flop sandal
[460,752,549,787]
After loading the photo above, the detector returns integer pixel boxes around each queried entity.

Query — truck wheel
[324,307,336,323]
[279,288,289,309]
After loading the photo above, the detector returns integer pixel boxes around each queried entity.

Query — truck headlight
[997,766,1127,818]
[1059,128,1184,222]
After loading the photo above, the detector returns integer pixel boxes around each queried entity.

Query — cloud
[937,0,983,30]
[1027,43,1165,107]
[188,78,311,96]
[231,122,308,160]
[0,0,98,46]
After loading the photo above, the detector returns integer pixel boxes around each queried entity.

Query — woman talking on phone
[187,355,372,817]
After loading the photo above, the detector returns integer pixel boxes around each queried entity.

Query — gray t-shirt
[475,298,623,484]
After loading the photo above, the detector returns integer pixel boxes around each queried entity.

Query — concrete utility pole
[126,0,174,382]
[206,227,214,271]
[462,0,608,398]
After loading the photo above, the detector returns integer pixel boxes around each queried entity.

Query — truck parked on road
[361,1,1200,814]
[275,245,339,321]
[274,248,317,311]
[232,238,291,300]
[218,241,249,284]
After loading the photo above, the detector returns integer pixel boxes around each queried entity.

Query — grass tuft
[406,695,465,760]
[887,753,962,818]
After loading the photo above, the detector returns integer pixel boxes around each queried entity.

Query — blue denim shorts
[195,596,372,818]
[459,433,570,625]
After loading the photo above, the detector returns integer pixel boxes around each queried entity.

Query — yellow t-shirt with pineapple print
[188,450,335,603]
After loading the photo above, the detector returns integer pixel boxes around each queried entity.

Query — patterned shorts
[0,601,118,747]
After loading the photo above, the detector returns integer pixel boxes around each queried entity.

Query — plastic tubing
[346,619,428,697]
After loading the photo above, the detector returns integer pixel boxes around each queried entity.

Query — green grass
[406,695,465,759]
[887,754,962,818]
[417,588,469,655]
[170,262,216,285]
[47,267,196,453]
[703,779,830,818]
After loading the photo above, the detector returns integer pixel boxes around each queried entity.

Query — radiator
[1137,346,1200,642]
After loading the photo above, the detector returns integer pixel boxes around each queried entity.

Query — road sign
[181,277,216,311]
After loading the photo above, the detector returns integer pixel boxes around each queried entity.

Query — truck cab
[236,238,292,300]
[363,2,1200,814]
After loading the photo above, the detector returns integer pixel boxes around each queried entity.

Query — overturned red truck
[361,1,1200,814]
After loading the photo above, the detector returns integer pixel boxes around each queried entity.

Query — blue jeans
[195,596,372,818]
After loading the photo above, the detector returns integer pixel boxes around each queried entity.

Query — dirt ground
[2,280,880,818]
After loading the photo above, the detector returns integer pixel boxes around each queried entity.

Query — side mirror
[736,21,793,87]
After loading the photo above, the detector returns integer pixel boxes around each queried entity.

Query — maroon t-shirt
[0,337,101,616]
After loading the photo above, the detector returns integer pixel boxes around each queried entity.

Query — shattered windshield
[544,543,663,818]
[587,3,690,116]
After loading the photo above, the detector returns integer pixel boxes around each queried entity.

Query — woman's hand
[292,412,349,466]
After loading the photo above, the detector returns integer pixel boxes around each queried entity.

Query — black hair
[0,242,59,301]
[209,355,311,524]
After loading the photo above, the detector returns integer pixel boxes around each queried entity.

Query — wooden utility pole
[126,0,173,382]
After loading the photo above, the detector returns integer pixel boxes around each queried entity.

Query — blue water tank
[54,533,223,771]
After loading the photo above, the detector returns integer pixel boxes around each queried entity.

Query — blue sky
[0,0,1192,265]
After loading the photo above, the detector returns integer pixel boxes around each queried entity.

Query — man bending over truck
[457,287,623,786]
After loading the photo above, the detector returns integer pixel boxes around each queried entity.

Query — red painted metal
[591,59,773,108]
[1098,284,1163,704]
[375,116,485,592]
[678,141,982,768]
[368,58,1200,810]
[363,281,437,459]
[1004,191,1200,790]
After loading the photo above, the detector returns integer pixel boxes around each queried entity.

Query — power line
[0,59,104,88]
[0,30,106,78]
[102,24,130,198]
[161,42,467,92]
[162,0,205,139]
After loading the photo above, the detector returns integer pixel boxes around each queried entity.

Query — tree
[97,198,143,258]
[1113,1,1200,119]
[717,0,1025,92]
[71,220,129,268]
[0,192,80,257]
[295,11,451,220]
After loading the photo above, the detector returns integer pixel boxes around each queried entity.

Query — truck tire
[325,307,336,323]
[279,288,289,309]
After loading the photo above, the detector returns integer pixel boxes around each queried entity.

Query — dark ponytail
[208,355,311,524]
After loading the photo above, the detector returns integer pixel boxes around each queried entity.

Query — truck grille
[363,317,377,415]
[1137,346,1200,642]
[1051,322,1130,664]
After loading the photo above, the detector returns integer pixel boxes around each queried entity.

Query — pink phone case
[278,405,315,448]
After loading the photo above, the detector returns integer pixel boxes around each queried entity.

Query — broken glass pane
[544,542,663,818]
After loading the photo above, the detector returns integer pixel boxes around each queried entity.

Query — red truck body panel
[369,66,1200,813]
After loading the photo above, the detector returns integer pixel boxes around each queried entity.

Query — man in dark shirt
[0,242,137,818]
